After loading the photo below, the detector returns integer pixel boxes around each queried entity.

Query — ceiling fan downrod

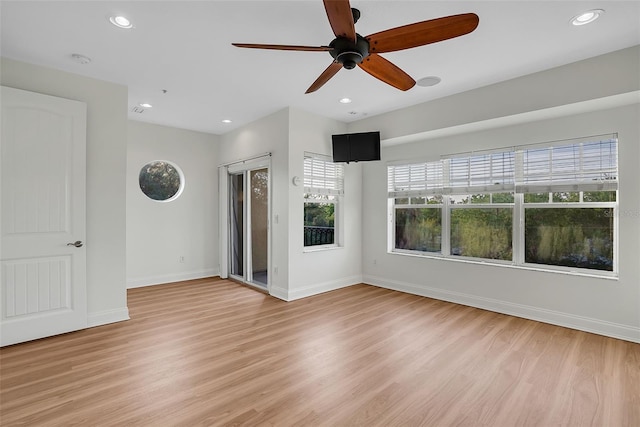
[329,34,370,69]
[329,8,367,70]
[351,7,361,24]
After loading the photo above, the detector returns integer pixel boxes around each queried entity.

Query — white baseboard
[363,274,640,344]
[270,275,362,301]
[269,285,289,301]
[87,307,130,328]
[126,269,219,289]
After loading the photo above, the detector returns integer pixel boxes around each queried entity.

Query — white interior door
[1,86,87,347]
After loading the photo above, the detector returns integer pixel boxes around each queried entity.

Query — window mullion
[513,193,524,265]
[388,199,395,253]
[442,196,450,256]
[613,196,619,275]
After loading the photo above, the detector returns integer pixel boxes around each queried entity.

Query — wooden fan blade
[306,61,342,94]
[366,13,479,53]
[358,54,415,91]
[232,43,333,52]
[323,0,356,42]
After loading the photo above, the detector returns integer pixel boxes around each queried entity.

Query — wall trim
[127,269,219,289]
[269,275,362,302]
[363,274,640,344]
[87,307,130,328]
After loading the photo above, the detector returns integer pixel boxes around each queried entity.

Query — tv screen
[331,133,350,163]
[332,131,381,163]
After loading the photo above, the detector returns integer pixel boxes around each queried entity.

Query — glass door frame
[226,157,271,290]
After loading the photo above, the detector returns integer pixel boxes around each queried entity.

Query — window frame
[304,194,339,249]
[392,197,444,255]
[516,192,618,275]
[303,153,344,251]
[448,197,515,264]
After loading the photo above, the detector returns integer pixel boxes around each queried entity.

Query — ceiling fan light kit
[232,0,479,94]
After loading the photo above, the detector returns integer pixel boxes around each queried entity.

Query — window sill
[389,250,619,281]
[304,245,343,253]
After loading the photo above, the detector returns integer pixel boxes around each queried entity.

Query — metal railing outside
[304,226,335,246]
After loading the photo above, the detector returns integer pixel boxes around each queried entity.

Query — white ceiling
[2,1,639,135]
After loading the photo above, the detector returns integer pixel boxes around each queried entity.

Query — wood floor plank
[1,278,638,426]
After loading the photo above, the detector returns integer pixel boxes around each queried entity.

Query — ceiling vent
[131,106,145,114]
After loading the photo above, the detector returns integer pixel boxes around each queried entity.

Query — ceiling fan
[232,0,479,94]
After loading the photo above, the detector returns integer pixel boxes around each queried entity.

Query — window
[524,203,614,271]
[394,196,442,253]
[520,139,618,272]
[450,195,513,261]
[304,153,344,248]
[139,160,184,202]
[388,135,618,275]
[446,151,515,261]
[390,162,443,253]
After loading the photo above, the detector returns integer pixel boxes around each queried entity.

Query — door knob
[67,240,84,248]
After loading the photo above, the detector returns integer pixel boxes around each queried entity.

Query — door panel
[3,257,70,317]
[250,168,268,286]
[229,173,244,277]
[1,86,87,347]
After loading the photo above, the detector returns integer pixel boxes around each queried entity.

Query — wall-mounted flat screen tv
[332,131,381,163]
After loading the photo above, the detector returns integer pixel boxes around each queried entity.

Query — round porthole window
[139,160,185,202]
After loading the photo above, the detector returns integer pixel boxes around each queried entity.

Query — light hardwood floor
[1,278,639,426]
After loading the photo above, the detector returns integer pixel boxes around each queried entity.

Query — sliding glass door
[228,161,269,289]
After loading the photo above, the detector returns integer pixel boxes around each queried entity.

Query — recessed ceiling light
[139,103,152,108]
[109,15,133,29]
[222,119,232,124]
[417,76,442,87]
[339,97,352,104]
[571,9,604,26]
[71,53,91,65]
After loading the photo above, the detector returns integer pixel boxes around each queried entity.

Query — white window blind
[446,151,515,194]
[517,137,618,193]
[304,154,344,195]
[387,161,443,197]
[388,135,617,197]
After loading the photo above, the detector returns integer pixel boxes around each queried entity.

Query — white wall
[1,58,129,326]
[219,109,291,295]
[126,121,219,288]
[218,107,363,300]
[286,108,362,299]
[349,46,639,142]
[348,46,640,342]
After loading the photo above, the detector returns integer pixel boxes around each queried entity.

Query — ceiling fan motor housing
[330,34,370,69]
